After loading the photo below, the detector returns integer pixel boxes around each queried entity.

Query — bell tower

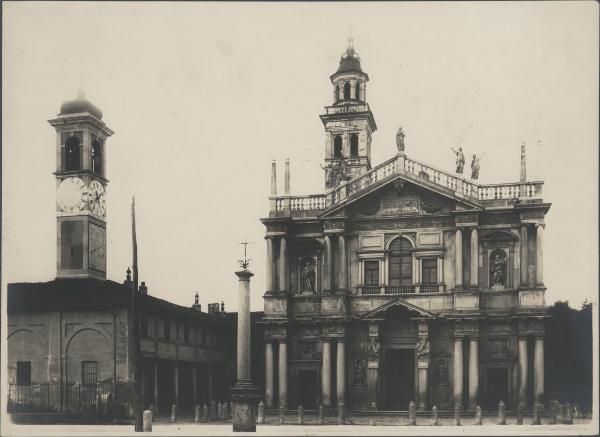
[48,91,114,279]
[320,38,377,189]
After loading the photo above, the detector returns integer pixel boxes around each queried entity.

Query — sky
[2,2,598,312]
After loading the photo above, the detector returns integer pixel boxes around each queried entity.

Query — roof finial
[347,36,354,53]
[76,88,86,100]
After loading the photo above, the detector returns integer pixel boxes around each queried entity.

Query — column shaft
[336,340,346,406]
[468,338,479,408]
[418,368,427,410]
[338,235,347,290]
[236,275,251,381]
[534,337,544,402]
[470,228,479,288]
[174,361,179,406]
[266,238,274,292]
[520,225,529,286]
[279,237,287,292]
[265,342,274,407]
[455,229,463,289]
[322,340,332,407]
[325,235,333,290]
[535,225,544,285]
[153,362,159,412]
[518,337,528,409]
[192,367,197,405]
[453,338,463,407]
[278,341,288,408]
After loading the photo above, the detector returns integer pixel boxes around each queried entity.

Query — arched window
[333,135,343,158]
[335,84,340,103]
[65,136,81,171]
[92,139,103,175]
[343,82,351,100]
[389,238,413,286]
[350,134,359,157]
[355,82,361,100]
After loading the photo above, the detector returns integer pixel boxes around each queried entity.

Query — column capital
[535,223,545,229]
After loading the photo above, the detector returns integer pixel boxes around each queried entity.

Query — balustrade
[270,153,543,214]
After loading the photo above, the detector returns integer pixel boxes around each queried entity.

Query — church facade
[260,42,550,412]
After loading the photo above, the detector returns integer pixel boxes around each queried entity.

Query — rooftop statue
[451,146,465,174]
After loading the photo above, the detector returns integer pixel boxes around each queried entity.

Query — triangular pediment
[361,298,437,320]
[321,174,480,218]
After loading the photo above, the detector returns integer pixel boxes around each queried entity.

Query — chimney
[284,159,290,195]
[520,141,527,182]
[192,292,202,312]
[139,281,148,295]
[221,301,225,312]
[270,160,277,196]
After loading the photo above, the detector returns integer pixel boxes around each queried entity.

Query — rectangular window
[81,361,97,386]
[16,361,31,386]
[364,261,379,286]
[61,221,83,270]
[141,318,148,337]
[422,258,438,284]
[164,320,171,340]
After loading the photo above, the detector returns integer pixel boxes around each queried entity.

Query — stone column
[322,339,332,408]
[279,237,287,292]
[174,362,179,407]
[231,270,261,432]
[455,229,463,289]
[266,237,274,292]
[265,341,274,407]
[325,235,334,291]
[154,362,159,414]
[338,234,347,290]
[278,340,288,408]
[470,227,478,288]
[468,337,479,408]
[418,366,428,410]
[336,339,346,407]
[453,337,463,408]
[520,225,528,286]
[518,336,528,409]
[534,336,544,403]
[192,367,198,405]
[535,224,544,285]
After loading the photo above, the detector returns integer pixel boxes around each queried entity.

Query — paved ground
[1,419,596,437]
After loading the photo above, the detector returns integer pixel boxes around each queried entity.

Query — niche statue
[300,258,316,294]
[490,249,508,288]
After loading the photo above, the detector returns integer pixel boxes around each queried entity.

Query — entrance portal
[297,370,318,409]
[384,349,415,410]
[485,367,508,410]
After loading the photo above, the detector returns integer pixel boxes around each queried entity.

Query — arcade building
[260,42,550,412]
[6,93,237,418]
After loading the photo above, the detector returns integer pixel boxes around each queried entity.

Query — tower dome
[59,90,103,120]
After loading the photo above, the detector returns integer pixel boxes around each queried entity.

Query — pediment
[361,298,436,320]
[321,174,481,218]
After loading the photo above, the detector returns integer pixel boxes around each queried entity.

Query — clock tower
[48,91,114,279]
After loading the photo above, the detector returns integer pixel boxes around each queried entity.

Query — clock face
[57,177,88,213]
[88,180,106,217]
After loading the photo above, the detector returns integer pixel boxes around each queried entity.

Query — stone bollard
[279,406,285,425]
[257,401,265,424]
[202,404,209,422]
[170,404,177,423]
[516,407,523,425]
[318,405,324,425]
[475,405,482,425]
[549,401,557,424]
[298,405,304,425]
[497,401,506,425]
[195,404,201,423]
[227,402,232,420]
[217,402,223,420]
[143,409,152,432]
[565,402,573,425]
[432,405,438,426]
[337,404,345,425]
[210,400,216,420]
[454,405,461,426]
[408,401,416,426]
[532,402,541,425]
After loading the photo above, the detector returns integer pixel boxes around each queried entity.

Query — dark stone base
[230,380,261,433]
